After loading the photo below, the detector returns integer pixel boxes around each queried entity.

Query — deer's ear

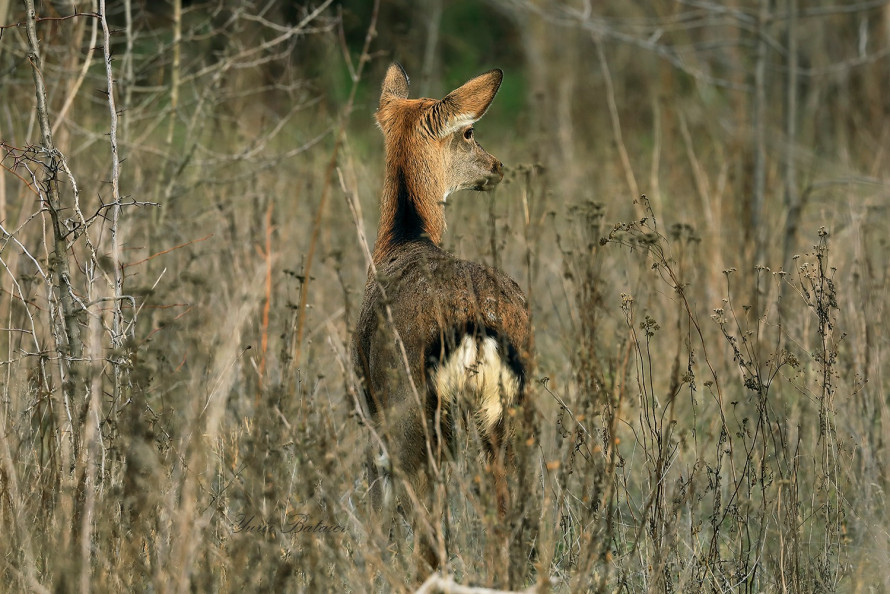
[434,69,503,137]
[380,62,410,107]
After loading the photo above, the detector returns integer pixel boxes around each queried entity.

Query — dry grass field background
[1,0,889,592]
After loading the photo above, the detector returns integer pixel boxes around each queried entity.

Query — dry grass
[1,1,889,592]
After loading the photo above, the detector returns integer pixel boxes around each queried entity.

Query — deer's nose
[492,159,504,180]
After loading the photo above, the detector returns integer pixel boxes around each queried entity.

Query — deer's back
[354,241,529,416]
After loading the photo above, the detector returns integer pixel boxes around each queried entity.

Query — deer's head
[376,63,504,200]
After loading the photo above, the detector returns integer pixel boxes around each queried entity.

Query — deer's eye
[463,128,474,140]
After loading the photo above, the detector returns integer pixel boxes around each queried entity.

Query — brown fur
[353,63,530,573]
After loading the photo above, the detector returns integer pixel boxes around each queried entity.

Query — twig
[258,202,273,396]
[292,0,379,366]
[50,3,98,136]
[98,0,124,345]
[592,35,640,208]
[165,0,181,147]
[24,0,82,359]
[123,234,213,268]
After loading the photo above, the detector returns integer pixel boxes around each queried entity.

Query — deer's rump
[353,240,529,433]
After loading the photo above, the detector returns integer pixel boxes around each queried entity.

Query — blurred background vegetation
[1,0,889,591]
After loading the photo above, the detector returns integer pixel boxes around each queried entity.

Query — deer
[353,63,531,574]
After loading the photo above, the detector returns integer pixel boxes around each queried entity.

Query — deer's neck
[373,165,446,264]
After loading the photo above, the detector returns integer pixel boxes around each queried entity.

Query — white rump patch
[438,113,476,138]
[434,335,520,432]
